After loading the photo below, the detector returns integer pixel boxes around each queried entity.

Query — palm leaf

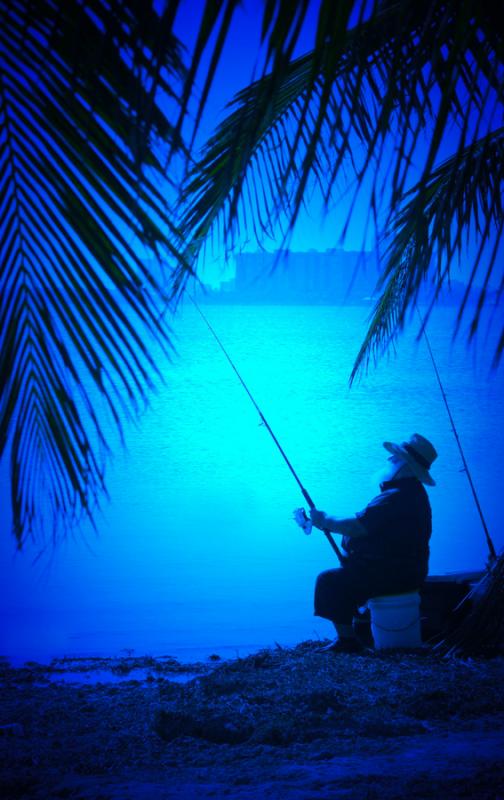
[178,0,503,357]
[350,128,504,382]
[2,0,503,545]
[179,1,482,242]
[0,0,187,546]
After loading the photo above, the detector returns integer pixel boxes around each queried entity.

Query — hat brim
[383,441,436,486]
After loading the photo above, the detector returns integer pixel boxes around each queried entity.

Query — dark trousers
[314,567,420,626]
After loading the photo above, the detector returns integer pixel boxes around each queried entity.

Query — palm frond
[0,0,187,546]
[2,0,503,545]
[350,128,504,382]
[180,1,500,252]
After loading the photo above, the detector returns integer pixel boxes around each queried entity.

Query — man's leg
[333,623,356,640]
[314,568,365,650]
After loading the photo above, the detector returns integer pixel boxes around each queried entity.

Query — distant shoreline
[191,284,496,307]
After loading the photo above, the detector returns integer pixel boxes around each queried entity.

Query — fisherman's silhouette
[303,434,437,653]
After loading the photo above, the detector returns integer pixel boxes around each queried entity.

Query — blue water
[1,304,502,664]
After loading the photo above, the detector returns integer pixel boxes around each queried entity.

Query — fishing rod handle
[301,488,344,565]
[302,488,315,510]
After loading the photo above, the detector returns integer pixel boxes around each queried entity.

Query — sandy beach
[1,642,504,799]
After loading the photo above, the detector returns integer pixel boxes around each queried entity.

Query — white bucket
[368,591,422,650]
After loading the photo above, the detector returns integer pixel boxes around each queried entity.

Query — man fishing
[306,433,437,653]
[190,302,441,652]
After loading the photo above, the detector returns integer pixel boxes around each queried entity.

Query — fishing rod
[188,294,344,564]
[416,307,497,564]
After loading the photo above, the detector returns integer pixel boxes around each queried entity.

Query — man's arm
[310,508,367,538]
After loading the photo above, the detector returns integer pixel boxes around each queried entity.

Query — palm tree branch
[178,0,500,287]
[0,0,186,545]
[350,127,504,382]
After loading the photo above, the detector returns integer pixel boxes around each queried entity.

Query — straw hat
[383,433,437,486]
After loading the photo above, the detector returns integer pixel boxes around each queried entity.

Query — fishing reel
[293,507,312,535]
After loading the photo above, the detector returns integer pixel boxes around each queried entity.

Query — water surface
[1,305,502,663]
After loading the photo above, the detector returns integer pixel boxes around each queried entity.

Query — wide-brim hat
[383,433,437,486]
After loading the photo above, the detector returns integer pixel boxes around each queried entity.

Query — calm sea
[1,304,503,664]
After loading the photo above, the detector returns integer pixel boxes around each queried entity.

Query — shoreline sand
[1,642,504,799]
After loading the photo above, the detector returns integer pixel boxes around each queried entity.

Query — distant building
[194,249,489,307]
[231,249,377,304]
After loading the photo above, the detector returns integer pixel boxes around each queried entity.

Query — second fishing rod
[188,294,344,564]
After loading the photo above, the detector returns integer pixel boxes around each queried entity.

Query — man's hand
[311,509,368,538]
[293,508,312,536]
[293,508,312,535]
[310,508,328,530]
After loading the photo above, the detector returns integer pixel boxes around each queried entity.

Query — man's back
[342,477,432,588]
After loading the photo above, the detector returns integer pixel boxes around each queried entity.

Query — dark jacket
[342,477,432,588]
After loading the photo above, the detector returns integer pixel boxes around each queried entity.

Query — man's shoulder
[367,487,401,508]
[367,479,428,510]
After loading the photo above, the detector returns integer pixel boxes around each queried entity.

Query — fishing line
[416,307,497,563]
[188,294,344,563]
